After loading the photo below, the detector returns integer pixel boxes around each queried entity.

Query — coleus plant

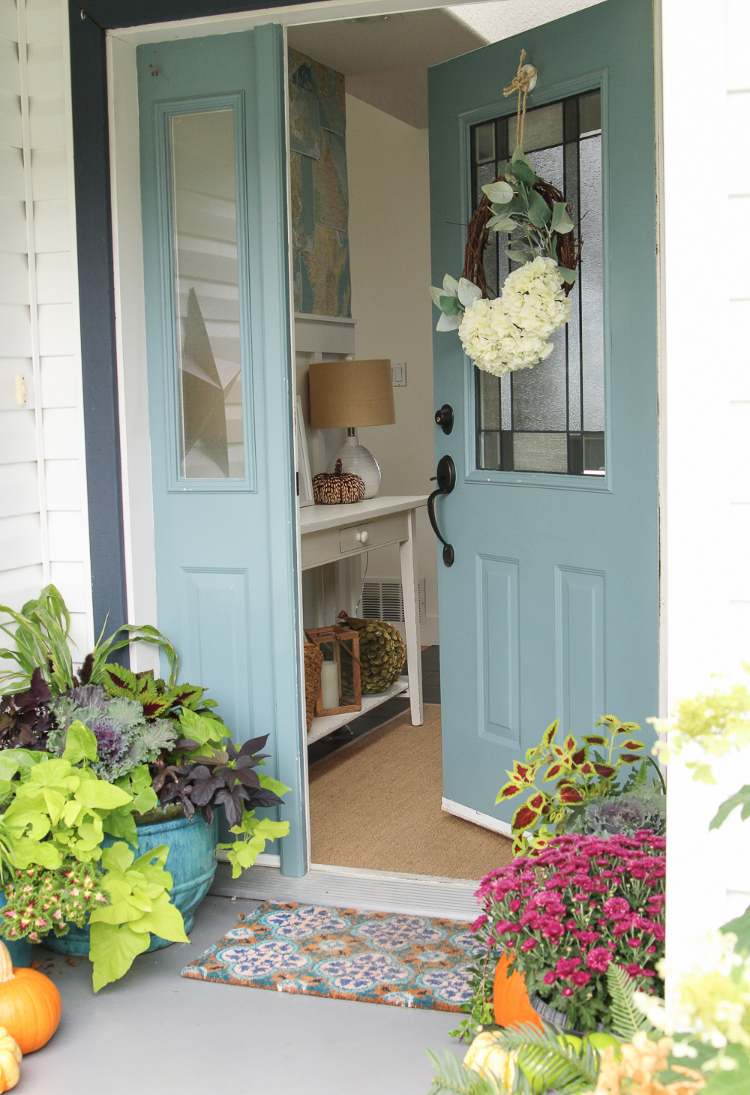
[496,715,664,855]
[101,662,216,721]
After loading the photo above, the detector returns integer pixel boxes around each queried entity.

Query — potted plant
[496,715,666,855]
[474,831,666,1034]
[0,587,289,988]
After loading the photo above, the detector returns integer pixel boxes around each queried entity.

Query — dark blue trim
[68,0,325,636]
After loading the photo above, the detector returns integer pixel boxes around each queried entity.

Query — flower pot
[45,813,218,957]
[492,952,543,1030]
[0,896,33,968]
[529,993,572,1031]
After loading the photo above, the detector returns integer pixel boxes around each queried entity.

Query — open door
[137,26,306,874]
[430,0,658,831]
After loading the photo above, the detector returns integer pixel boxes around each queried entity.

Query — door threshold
[211,862,478,921]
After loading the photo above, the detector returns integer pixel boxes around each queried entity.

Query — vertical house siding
[0,0,92,656]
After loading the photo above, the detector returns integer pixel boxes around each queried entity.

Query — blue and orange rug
[181,901,477,1012]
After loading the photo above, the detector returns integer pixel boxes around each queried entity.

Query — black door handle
[434,403,454,435]
[428,454,456,567]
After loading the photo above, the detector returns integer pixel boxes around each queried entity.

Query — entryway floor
[21,896,460,1094]
[309,704,513,878]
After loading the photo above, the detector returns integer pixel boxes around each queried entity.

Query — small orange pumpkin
[492,951,542,1030]
[0,942,61,1053]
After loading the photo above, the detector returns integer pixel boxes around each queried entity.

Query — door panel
[138,27,306,874]
[430,0,658,829]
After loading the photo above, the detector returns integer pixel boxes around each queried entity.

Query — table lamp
[308,359,395,498]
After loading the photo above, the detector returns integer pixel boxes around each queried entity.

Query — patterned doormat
[181,901,478,1012]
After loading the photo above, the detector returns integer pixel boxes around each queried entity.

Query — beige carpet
[309,704,513,880]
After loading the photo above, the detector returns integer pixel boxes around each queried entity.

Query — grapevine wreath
[432,51,582,378]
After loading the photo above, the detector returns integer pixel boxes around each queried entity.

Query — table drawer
[301,511,409,570]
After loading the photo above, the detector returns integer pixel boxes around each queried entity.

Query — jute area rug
[309,703,513,880]
[181,901,479,1012]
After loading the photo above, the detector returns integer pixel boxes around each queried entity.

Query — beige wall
[346,94,438,642]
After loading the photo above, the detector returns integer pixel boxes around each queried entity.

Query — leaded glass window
[471,90,604,476]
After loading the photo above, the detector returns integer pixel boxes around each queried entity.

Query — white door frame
[106,0,667,911]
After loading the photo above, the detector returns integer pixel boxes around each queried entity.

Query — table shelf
[307,676,409,745]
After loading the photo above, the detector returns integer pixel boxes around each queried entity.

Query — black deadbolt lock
[434,404,454,435]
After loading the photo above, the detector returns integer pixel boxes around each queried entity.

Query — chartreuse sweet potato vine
[497,715,664,855]
[0,722,186,991]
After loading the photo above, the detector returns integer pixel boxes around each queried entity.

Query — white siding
[0,0,92,656]
[662,0,750,980]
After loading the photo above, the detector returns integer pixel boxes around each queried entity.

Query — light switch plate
[391,361,407,387]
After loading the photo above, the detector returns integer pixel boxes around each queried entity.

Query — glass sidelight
[471,91,604,476]
[169,107,246,480]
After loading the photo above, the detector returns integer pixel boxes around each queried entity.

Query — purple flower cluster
[473,831,666,1030]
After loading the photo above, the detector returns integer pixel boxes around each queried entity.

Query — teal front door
[138,27,306,874]
[430,0,658,830]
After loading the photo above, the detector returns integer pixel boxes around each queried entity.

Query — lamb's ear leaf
[436,312,461,332]
[559,266,577,284]
[442,273,459,292]
[457,278,482,308]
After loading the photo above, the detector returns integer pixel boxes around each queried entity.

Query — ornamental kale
[47,684,177,782]
[575,788,666,839]
[473,831,666,1032]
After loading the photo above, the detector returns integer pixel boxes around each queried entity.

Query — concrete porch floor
[20,895,459,1094]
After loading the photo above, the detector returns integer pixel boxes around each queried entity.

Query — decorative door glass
[471,91,604,475]
[169,108,246,480]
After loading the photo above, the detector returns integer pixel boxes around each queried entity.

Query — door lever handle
[428,454,456,567]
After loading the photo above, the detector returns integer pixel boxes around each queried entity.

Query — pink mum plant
[473,831,666,1032]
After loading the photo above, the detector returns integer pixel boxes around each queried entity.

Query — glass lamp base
[336,434,381,498]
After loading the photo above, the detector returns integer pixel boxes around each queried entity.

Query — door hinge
[295,471,299,497]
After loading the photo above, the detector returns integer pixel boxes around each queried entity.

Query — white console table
[299,495,428,744]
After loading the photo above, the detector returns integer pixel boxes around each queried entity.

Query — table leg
[400,509,424,726]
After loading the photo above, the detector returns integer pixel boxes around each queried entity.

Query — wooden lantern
[305,625,362,718]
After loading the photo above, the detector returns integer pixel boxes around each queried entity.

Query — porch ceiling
[287,0,605,127]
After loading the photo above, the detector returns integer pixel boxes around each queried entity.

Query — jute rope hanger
[502,48,538,152]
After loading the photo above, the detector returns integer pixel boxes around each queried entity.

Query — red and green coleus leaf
[542,720,559,747]
[563,735,578,753]
[557,784,584,804]
[570,747,587,767]
[496,781,524,802]
[544,763,563,781]
[583,734,607,746]
[512,803,540,831]
[593,763,616,779]
[620,753,644,763]
[619,740,644,751]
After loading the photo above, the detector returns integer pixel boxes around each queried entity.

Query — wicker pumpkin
[493,952,542,1031]
[313,459,365,505]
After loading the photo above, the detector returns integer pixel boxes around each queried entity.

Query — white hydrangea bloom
[457,256,571,377]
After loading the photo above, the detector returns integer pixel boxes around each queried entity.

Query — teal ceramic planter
[45,813,218,958]
[0,895,33,968]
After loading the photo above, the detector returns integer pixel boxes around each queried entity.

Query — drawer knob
[355,529,369,544]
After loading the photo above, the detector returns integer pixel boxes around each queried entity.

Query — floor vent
[361,577,426,624]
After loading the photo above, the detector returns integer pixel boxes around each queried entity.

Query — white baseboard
[442,797,512,838]
[211,861,477,920]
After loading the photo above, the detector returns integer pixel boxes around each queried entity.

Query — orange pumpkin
[0,942,61,1053]
[492,951,543,1030]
